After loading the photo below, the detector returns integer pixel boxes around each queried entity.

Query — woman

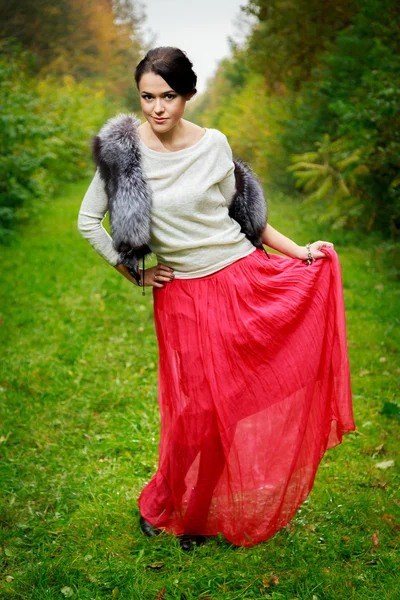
[78,47,355,551]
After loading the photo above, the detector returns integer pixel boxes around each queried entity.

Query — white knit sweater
[77,128,256,278]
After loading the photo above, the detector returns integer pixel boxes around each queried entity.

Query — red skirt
[137,247,355,546]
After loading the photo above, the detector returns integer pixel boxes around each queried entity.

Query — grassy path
[0,180,399,599]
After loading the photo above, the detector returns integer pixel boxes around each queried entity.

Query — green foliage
[0,0,145,241]
[196,0,400,238]
[193,70,291,186]
[288,135,371,229]
[243,0,357,88]
[0,41,119,243]
[0,42,50,242]
[0,0,144,97]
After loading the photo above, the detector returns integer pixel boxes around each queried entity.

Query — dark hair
[135,47,197,96]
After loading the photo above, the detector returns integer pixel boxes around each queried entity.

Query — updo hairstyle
[135,47,197,96]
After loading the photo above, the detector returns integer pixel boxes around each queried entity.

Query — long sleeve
[77,168,121,266]
[217,134,236,207]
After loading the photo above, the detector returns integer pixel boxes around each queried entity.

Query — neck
[143,119,187,152]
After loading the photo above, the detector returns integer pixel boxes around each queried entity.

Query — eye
[141,94,153,101]
[165,93,177,100]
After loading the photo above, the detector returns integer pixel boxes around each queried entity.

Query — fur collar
[91,113,268,282]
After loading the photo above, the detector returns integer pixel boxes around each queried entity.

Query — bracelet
[304,243,315,266]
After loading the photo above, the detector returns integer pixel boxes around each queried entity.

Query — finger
[157,264,174,274]
[155,274,173,282]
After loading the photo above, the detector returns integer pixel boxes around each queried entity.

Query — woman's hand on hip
[142,264,175,288]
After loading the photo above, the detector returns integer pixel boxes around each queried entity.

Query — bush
[0,41,119,242]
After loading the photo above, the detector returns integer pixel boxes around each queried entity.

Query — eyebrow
[140,90,176,95]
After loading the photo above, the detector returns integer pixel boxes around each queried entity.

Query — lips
[153,117,167,124]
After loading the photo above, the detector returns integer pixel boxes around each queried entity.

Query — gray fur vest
[91,113,268,283]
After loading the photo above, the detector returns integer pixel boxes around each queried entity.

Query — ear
[185,90,197,101]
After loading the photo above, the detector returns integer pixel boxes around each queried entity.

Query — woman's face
[138,72,190,134]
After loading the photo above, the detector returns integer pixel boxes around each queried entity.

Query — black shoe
[179,534,207,551]
[139,515,161,537]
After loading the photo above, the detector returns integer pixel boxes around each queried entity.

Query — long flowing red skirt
[137,247,355,546]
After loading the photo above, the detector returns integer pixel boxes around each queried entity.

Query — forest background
[1,1,399,598]
[1,0,399,253]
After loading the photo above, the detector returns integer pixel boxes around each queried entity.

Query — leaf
[61,587,74,598]
[155,588,165,600]
[382,514,399,529]
[5,575,14,583]
[359,369,370,377]
[112,588,119,599]
[375,460,395,469]
[371,532,379,548]
[262,577,271,588]
[147,562,164,570]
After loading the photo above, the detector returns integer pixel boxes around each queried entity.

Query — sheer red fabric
[137,247,355,546]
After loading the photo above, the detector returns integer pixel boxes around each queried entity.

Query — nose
[154,98,164,115]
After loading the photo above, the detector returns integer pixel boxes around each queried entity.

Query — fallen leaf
[341,536,350,542]
[262,576,271,588]
[374,284,384,291]
[375,444,385,452]
[61,587,74,598]
[359,369,370,377]
[5,575,14,583]
[371,479,388,488]
[371,532,379,548]
[379,356,387,363]
[112,588,119,599]
[375,460,395,469]
[262,574,280,588]
[147,562,164,570]
[155,588,165,600]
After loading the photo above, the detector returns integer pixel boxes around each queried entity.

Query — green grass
[0,180,399,600]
